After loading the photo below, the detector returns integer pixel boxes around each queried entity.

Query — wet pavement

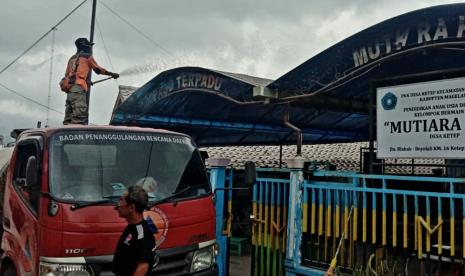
[229,254,251,276]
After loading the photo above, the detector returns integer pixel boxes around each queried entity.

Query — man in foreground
[113,185,155,276]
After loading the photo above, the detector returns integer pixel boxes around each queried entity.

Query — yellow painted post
[414,214,418,250]
[324,191,332,262]
[276,207,281,250]
[275,181,283,276]
[393,211,397,248]
[451,217,455,257]
[403,195,408,249]
[425,220,431,253]
[417,218,423,259]
[228,200,232,237]
[382,194,387,246]
[372,193,376,245]
[311,189,316,235]
[303,188,308,233]
[344,197,349,240]
[253,198,257,246]
[327,192,332,239]
[264,198,269,249]
[426,197,431,253]
[353,192,358,242]
[282,186,288,254]
[258,189,263,248]
[372,210,377,244]
[271,187,276,250]
[363,191,367,243]
[382,210,386,246]
[276,204,281,249]
[438,215,442,256]
[264,183,270,276]
[392,188,397,248]
[353,207,358,242]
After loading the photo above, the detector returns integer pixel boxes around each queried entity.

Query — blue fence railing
[301,170,465,274]
[252,177,290,276]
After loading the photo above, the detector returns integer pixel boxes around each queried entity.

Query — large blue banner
[269,3,465,99]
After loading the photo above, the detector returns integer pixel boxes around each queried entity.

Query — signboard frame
[368,67,465,172]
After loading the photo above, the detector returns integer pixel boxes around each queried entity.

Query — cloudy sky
[0,0,461,142]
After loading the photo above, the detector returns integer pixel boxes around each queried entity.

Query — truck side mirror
[244,161,256,187]
[25,156,38,188]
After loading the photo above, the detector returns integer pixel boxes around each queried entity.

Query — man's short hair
[127,185,148,213]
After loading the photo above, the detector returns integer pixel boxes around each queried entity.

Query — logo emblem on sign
[381,92,397,110]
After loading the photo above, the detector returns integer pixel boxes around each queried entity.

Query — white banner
[377,77,465,158]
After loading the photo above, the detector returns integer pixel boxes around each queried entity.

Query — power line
[46,28,57,126]
[0,0,88,76]
[96,19,117,75]
[98,0,175,58]
[0,82,64,115]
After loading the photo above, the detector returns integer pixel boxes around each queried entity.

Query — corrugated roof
[111,67,368,146]
[112,68,273,112]
[111,85,138,118]
[202,142,445,175]
[213,70,273,87]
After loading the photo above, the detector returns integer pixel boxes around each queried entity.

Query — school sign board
[377,77,465,158]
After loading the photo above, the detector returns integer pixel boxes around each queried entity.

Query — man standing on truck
[61,37,120,125]
[113,185,156,276]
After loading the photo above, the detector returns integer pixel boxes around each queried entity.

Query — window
[13,141,41,213]
[49,131,210,203]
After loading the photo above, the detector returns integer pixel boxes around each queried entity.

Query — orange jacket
[64,52,111,92]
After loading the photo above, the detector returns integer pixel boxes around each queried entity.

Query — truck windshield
[49,131,210,203]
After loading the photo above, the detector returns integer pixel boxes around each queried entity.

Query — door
[7,138,41,275]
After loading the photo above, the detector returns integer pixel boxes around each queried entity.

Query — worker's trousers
[63,85,87,125]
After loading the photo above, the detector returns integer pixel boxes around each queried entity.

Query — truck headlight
[40,262,94,276]
[190,245,215,272]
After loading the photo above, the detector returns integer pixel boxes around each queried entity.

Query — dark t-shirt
[112,220,156,276]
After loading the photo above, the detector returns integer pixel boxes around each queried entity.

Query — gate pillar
[284,157,305,275]
[208,158,230,276]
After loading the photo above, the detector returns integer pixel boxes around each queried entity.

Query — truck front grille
[152,244,197,276]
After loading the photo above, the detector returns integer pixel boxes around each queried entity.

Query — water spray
[117,52,210,77]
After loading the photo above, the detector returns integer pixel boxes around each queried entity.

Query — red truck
[0,126,217,275]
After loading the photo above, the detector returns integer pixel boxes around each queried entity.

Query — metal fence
[252,177,290,276]
[301,170,465,274]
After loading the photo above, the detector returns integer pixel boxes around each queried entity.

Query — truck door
[7,138,41,275]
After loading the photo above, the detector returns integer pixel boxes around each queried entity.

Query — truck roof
[18,125,191,139]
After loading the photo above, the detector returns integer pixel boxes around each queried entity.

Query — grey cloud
[0,0,460,133]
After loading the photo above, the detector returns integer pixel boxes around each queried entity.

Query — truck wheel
[1,265,16,276]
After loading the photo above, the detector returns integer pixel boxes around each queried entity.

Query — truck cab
[0,126,217,275]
